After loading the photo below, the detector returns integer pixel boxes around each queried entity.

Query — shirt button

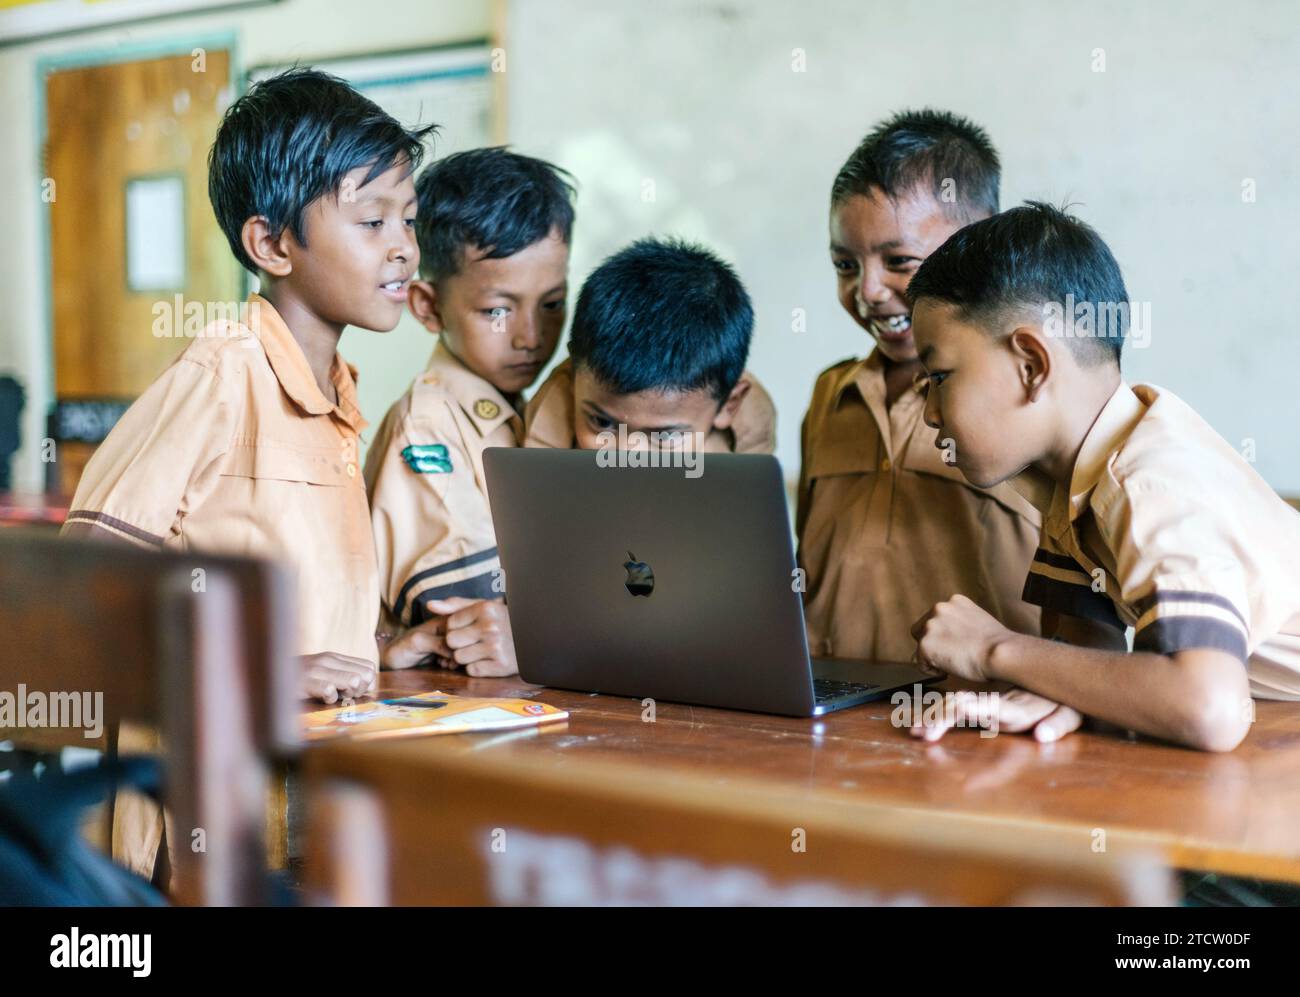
[880,457,892,471]
[346,463,357,478]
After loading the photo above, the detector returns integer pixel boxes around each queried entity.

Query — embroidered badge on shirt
[401,444,453,474]
[473,398,501,420]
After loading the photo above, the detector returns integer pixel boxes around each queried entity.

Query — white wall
[505,0,1300,492]
[0,0,492,492]
[4,0,1299,494]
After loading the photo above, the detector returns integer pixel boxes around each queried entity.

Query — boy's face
[408,230,568,397]
[571,366,748,451]
[829,186,966,364]
[911,298,1050,489]
[283,160,419,332]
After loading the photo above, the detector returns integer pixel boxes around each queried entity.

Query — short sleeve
[1098,471,1251,662]
[63,355,233,547]
[1021,532,1126,633]
[365,398,501,627]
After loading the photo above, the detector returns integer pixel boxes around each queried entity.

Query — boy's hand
[908,687,1084,743]
[381,618,452,671]
[911,594,1012,682]
[381,598,518,677]
[300,652,378,703]
[424,598,519,677]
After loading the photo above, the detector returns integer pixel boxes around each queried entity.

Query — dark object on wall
[49,397,130,444]
[44,397,132,494]
[0,375,25,491]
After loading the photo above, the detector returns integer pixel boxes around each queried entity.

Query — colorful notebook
[303,691,568,742]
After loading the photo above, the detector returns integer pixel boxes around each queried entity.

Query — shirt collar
[831,352,876,405]
[246,293,367,434]
[1007,466,1057,516]
[1065,380,1146,521]
[425,339,521,437]
[831,347,926,406]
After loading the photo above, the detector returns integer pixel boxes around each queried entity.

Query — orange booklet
[303,691,569,742]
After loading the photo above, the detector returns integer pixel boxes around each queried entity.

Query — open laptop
[483,447,938,717]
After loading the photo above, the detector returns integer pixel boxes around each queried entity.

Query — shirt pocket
[804,430,881,481]
[801,433,884,558]
[220,440,351,487]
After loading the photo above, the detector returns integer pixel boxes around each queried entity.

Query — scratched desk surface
[307,666,1300,882]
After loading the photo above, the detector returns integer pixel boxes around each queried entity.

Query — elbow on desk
[1169,651,1253,753]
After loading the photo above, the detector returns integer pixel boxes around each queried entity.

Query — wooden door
[44,48,240,492]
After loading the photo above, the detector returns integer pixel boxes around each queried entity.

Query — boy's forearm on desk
[986,633,1252,751]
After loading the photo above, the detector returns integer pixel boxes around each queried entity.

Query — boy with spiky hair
[909,202,1300,750]
[67,67,436,699]
[62,67,435,877]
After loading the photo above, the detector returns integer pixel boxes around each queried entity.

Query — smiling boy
[366,148,574,677]
[907,202,1300,751]
[797,111,1041,665]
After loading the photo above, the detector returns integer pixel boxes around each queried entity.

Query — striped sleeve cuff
[63,509,164,548]
[1021,549,1125,631]
[394,546,502,625]
[410,573,502,624]
[1132,590,1250,663]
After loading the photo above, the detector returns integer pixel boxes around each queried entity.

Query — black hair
[569,238,753,403]
[831,108,1000,221]
[413,147,576,282]
[208,67,437,274]
[907,201,1130,368]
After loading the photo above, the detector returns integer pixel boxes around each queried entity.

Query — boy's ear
[240,216,293,278]
[407,279,445,334]
[1008,327,1052,401]
[710,376,752,431]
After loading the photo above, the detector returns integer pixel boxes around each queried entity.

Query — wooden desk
[305,667,1300,889]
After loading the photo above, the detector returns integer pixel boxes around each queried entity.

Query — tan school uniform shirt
[523,358,778,454]
[1016,381,1300,700]
[365,340,522,628]
[62,292,380,875]
[797,350,1043,664]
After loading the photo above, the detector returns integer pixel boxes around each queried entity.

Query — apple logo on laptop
[623,551,655,597]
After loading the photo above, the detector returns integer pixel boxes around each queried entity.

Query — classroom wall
[504,0,1300,493]
[0,0,493,493]
[3,0,1299,495]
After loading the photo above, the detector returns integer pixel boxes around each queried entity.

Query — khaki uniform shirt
[797,351,1042,663]
[64,292,378,662]
[63,292,380,876]
[364,341,522,627]
[1017,381,1300,700]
